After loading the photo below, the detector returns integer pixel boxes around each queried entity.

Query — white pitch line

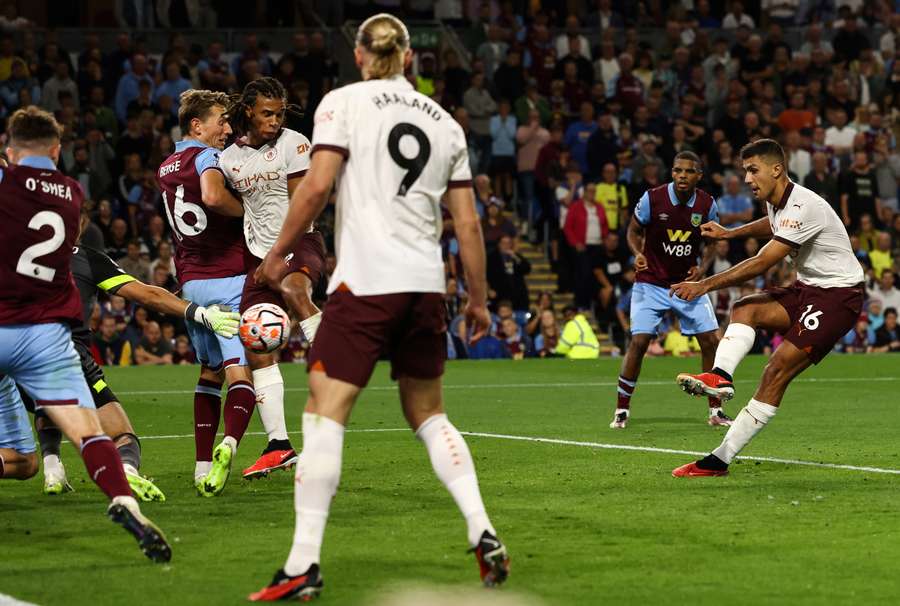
[0,593,40,606]
[136,427,900,476]
[116,375,900,396]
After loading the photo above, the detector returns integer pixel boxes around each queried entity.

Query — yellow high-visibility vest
[554,314,600,359]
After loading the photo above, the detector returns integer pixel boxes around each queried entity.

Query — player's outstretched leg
[610,334,652,429]
[201,365,255,497]
[45,407,171,562]
[244,356,297,480]
[402,376,509,587]
[694,330,733,427]
[673,341,811,477]
[193,371,223,487]
[33,410,72,494]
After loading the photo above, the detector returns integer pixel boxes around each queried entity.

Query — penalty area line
[0,593,41,606]
[116,375,900,396]
[137,428,900,476]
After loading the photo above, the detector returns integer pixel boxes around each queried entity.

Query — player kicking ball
[221,77,325,480]
[0,107,170,562]
[670,139,865,477]
[611,151,731,429]
[23,209,240,501]
[248,15,509,600]
[157,90,257,496]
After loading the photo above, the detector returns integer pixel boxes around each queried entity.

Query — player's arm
[693,238,717,279]
[445,185,491,342]
[625,216,647,272]
[671,239,792,301]
[200,169,244,217]
[86,247,240,337]
[116,281,239,337]
[700,217,773,240]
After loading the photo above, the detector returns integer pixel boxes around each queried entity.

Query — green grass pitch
[3,355,899,605]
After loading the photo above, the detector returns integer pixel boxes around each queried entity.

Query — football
[239,303,291,353]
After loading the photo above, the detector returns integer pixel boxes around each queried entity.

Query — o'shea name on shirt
[24,175,74,200]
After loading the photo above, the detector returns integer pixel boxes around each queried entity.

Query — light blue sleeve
[634,192,651,225]
[194,148,222,176]
[708,198,719,223]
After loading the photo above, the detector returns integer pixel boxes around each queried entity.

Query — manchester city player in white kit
[670,139,865,477]
[248,14,509,600]
[220,78,325,480]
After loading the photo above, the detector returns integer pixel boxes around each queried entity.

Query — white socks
[300,312,322,344]
[194,461,211,482]
[43,454,63,476]
[253,364,288,442]
[713,323,756,376]
[416,413,495,547]
[284,412,345,576]
[712,398,778,464]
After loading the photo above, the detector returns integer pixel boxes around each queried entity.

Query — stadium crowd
[1,0,899,364]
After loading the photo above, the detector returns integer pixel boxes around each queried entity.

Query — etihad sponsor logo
[232,171,281,190]
[666,229,692,242]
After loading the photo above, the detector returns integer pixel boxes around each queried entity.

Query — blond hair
[355,13,410,79]
[178,89,230,134]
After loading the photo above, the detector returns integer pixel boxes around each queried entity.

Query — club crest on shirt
[691,213,702,226]
[264,148,278,161]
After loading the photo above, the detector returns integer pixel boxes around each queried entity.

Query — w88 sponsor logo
[662,243,693,256]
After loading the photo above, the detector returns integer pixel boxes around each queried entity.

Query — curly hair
[227,77,301,138]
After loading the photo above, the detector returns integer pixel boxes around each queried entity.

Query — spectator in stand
[842,315,871,353]
[516,108,550,224]
[481,197,517,255]
[565,182,609,310]
[489,98,517,203]
[40,60,78,113]
[93,315,132,366]
[493,48,525,105]
[871,307,900,353]
[611,53,644,119]
[593,39,619,94]
[463,71,497,175]
[784,130,811,184]
[825,108,857,160]
[533,309,560,358]
[477,25,508,78]
[487,235,531,311]
[554,35,593,87]
[722,1,755,29]
[591,231,630,332]
[833,9,870,63]
[555,306,600,359]
[149,240,177,280]
[114,53,154,122]
[134,321,173,365]
[631,135,666,186]
[0,58,39,110]
[804,151,841,214]
[515,78,551,127]
[564,101,597,176]
[856,213,880,253]
[594,162,629,232]
[868,268,900,311]
[869,232,894,279]
[106,218,129,260]
[453,107,481,178]
[555,15,592,62]
[172,335,196,365]
[841,151,882,230]
[117,239,151,284]
[872,135,900,225]
[500,317,533,359]
[155,59,192,115]
[442,49,470,108]
[525,290,555,336]
[717,175,754,229]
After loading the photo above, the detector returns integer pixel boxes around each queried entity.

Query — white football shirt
[220,128,311,259]
[767,182,864,288]
[312,75,472,295]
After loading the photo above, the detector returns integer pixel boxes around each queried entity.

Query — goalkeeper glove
[185,303,241,338]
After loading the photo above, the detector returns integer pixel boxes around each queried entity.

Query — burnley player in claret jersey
[0,106,170,562]
[611,151,730,429]
[157,89,256,496]
[671,139,865,477]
